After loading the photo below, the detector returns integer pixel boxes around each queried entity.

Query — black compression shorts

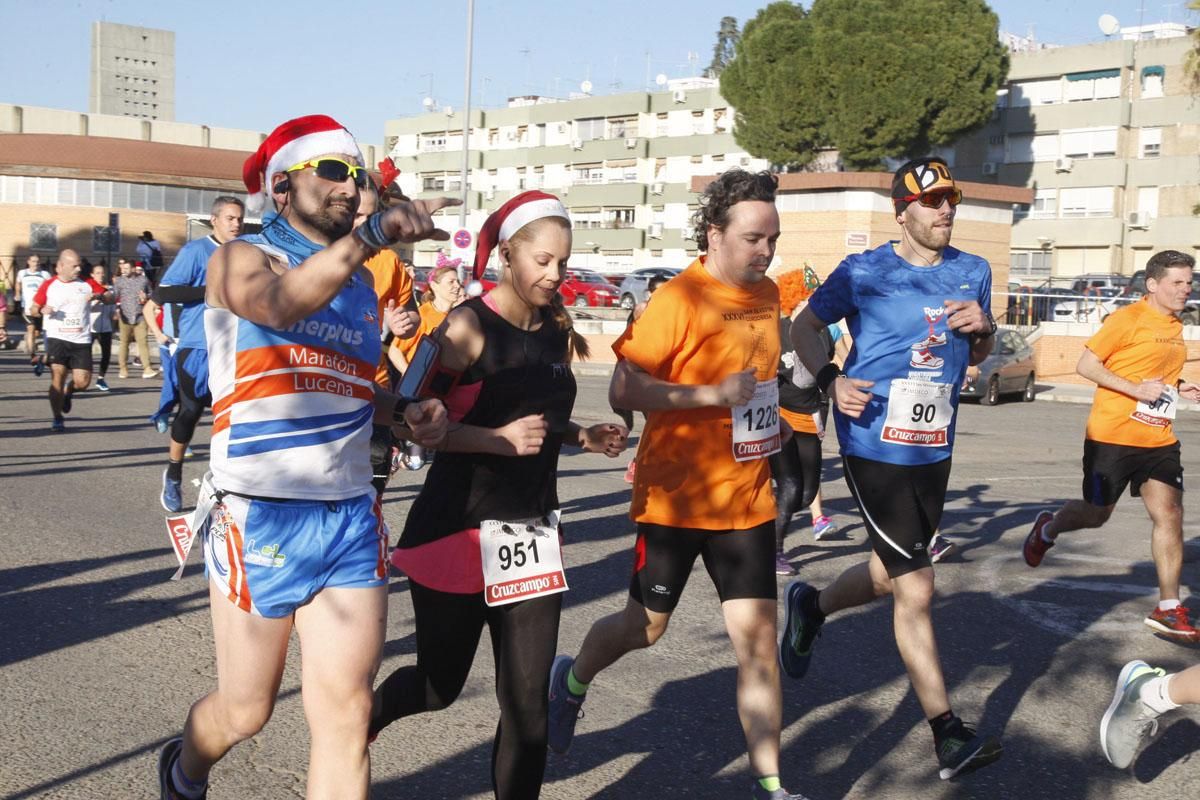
[843,455,951,578]
[629,521,776,613]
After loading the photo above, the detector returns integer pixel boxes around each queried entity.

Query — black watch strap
[391,397,411,425]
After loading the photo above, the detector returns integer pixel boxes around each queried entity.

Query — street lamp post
[457,0,475,283]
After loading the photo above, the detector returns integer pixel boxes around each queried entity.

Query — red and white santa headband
[242,114,364,214]
[472,190,569,280]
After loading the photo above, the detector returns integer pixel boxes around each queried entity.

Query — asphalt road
[1,343,1198,800]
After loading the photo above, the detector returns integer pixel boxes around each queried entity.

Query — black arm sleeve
[153,285,206,303]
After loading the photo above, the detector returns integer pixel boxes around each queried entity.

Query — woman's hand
[580,423,628,458]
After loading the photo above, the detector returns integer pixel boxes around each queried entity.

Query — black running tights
[372,581,562,800]
[95,331,112,376]
[768,431,823,551]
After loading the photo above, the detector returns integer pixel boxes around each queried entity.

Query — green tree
[704,16,741,78]
[1188,0,1200,91]
[721,0,1009,170]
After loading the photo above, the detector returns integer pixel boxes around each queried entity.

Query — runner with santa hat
[156,114,449,800]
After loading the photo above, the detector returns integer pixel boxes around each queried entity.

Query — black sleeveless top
[398,296,578,549]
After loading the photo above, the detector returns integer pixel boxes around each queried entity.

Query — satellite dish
[422,97,434,109]
[1098,14,1120,36]
[580,80,592,94]
[655,73,668,87]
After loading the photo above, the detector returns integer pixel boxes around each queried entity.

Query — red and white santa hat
[242,114,364,214]
[472,190,569,280]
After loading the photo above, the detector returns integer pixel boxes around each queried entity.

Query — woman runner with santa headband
[370,191,628,799]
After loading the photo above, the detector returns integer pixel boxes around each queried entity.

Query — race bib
[881,378,954,447]
[732,380,781,461]
[165,472,218,580]
[60,313,84,332]
[1131,385,1178,428]
[480,511,568,607]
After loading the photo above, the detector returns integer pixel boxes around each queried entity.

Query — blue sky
[0,1,1194,146]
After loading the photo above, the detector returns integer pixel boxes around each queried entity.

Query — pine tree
[705,16,740,78]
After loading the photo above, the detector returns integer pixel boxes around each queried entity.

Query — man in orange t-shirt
[546,170,811,800]
[1024,250,1200,641]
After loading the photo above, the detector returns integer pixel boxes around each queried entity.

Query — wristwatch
[975,312,998,338]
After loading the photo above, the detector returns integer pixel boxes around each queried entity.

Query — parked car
[1051,287,1127,324]
[560,269,621,307]
[1124,269,1200,325]
[617,267,683,310]
[960,328,1037,405]
[412,266,432,297]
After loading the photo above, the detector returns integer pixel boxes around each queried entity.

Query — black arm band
[816,364,844,394]
[153,285,206,303]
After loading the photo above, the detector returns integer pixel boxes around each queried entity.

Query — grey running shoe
[158,736,207,800]
[779,581,823,680]
[547,654,586,754]
[750,784,813,800]
[1100,659,1165,769]
[936,720,1003,780]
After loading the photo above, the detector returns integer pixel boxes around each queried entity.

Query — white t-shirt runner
[32,277,106,344]
[17,269,51,308]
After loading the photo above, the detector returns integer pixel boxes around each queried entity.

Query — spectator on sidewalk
[113,258,157,379]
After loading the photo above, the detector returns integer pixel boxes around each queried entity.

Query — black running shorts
[45,338,93,372]
[1082,438,1183,506]
[629,521,776,613]
[22,308,43,331]
[842,455,952,578]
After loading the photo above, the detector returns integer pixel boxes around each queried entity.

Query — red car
[559,269,620,307]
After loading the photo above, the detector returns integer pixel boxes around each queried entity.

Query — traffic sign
[453,229,472,250]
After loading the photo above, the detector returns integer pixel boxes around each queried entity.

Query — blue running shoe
[547,655,586,754]
[51,419,66,433]
[161,469,184,513]
[152,415,170,434]
[779,581,823,680]
[32,358,45,376]
[812,515,838,541]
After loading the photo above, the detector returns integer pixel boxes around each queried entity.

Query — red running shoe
[624,459,637,484]
[1023,510,1055,567]
[1145,605,1200,642]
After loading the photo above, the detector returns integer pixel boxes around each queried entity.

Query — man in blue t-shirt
[153,196,244,511]
[780,157,1003,781]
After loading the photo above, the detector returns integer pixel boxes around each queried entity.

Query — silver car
[616,267,682,310]
[960,329,1037,405]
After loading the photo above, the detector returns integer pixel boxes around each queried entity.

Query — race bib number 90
[732,380,781,461]
[479,511,568,607]
[881,378,954,447]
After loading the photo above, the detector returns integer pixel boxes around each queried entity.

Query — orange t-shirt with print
[364,249,414,385]
[614,258,780,531]
[392,301,449,366]
[1085,297,1185,448]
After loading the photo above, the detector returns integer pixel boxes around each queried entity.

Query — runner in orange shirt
[1024,250,1200,641]
[546,170,811,800]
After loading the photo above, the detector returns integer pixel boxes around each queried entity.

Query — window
[1139,127,1161,158]
[1030,188,1057,219]
[1011,78,1062,106]
[607,115,638,138]
[29,223,57,251]
[1141,66,1164,99]
[575,117,605,142]
[1064,69,1121,101]
[1007,133,1059,163]
[573,163,604,185]
[1010,250,1051,279]
[1059,187,1113,218]
[1060,127,1117,159]
[1137,187,1159,219]
[93,225,119,253]
[691,110,706,135]
[420,134,446,152]
[604,208,635,228]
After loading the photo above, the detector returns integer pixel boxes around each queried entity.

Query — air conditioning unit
[647,222,664,239]
[981,161,998,176]
[650,182,664,195]
[682,225,696,241]
[1054,156,1074,173]
[571,139,584,150]
[672,89,687,103]
[625,137,638,149]
[561,185,569,196]
[1127,211,1150,229]
[484,188,495,201]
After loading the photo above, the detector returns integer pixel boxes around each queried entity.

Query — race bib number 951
[480,511,568,607]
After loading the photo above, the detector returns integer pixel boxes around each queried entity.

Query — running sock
[804,587,827,626]
[1157,599,1182,612]
[170,758,208,800]
[566,667,590,697]
[756,776,782,792]
[929,710,957,742]
[1140,674,1179,714]
[166,459,184,482]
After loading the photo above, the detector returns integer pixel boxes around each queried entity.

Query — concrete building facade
[90,22,176,121]
[384,78,770,272]
[950,26,1200,282]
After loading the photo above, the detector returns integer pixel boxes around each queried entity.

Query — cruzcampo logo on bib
[479,511,568,607]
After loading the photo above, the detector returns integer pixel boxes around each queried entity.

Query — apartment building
[383,78,769,272]
[951,24,1200,282]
